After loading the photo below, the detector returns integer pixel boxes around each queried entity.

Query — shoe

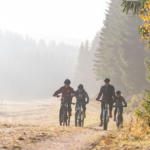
[109,112,112,118]
[99,122,103,127]
[69,112,72,116]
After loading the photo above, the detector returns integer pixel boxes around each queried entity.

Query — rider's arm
[122,97,127,107]
[85,91,89,104]
[71,88,76,97]
[96,86,103,100]
[53,87,62,97]
[112,86,116,100]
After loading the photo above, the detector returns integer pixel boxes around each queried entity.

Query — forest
[0,31,78,99]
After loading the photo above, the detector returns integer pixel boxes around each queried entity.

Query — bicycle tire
[116,114,121,128]
[67,115,70,126]
[75,112,78,126]
[59,107,63,126]
[80,112,84,127]
[103,111,108,130]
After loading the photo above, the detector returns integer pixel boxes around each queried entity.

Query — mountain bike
[56,95,74,126]
[59,100,75,126]
[75,102,85,127]
[113,105,126,129]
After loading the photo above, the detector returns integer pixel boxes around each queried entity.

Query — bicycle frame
[114,105,125,128]
[102,103,109,121]
[98,99,109,130]
[59,101,69,126]
[75,102,84,127]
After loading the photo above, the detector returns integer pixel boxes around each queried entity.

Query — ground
[0,99,150,150]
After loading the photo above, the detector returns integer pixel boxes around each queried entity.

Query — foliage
[92,119,150,150]
[139,0,150,47]
[135,90,150,125]
[122,0,150,48]
[126,94,143,113]
[121,0,145,14]
[93,0,150,95]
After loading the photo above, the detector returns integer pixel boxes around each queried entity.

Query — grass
[92,118,150,150]
[0,99,101,149]
[0,123,81,150]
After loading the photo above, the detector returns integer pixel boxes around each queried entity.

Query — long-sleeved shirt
[96,84,115,101]
[114,96,127,107]
[53,86,75,101]
[76,89,89,104]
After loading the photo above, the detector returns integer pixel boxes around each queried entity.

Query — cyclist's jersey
[97,84,115,102]
[114,96,127,107]
[76,90,89,104]
[53,86,75,102]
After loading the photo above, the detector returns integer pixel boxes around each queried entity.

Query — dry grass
[0,99,101,149]
[0,123,81,150]
[92,117,150,150]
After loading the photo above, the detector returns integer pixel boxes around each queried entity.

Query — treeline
[0,31,78,99]
[73,41,99,96]
[75,0,150,97]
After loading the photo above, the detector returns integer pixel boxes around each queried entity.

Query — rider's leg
[82,104,86,118]
[68,103,72,116]
[109,101,113,118]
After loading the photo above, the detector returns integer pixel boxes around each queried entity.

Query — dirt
[25,127,108,150]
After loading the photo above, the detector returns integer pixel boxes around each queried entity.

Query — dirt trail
[26,127,108,150]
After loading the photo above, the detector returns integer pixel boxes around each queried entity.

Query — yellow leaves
[138,0,150,47]
[100,139,105,144]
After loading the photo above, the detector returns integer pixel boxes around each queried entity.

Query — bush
[135,90,150,126]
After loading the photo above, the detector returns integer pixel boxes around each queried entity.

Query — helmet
[78,84,84,89]
[104,78,110,83]
[64,79,71,85]
[116,90,121,95]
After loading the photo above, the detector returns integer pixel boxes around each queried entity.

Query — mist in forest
[0,31,79,100]
[0,0,109,100]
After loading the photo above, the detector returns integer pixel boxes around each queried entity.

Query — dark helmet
[78,84,84,89]
[64,79,71,85]
[116,90,121,95]
[104,78,110,83]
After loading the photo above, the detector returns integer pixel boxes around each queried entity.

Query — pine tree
[93,0,150,95]
[74,41,99,96]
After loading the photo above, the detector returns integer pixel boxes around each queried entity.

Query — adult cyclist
[96,78,115,126]
[53,79,75,116]
[75,84,89,118]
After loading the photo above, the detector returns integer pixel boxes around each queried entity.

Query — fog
[0,0,109,101]
[0,31,78,100]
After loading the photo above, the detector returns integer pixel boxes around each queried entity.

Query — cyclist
[75,84,89,118]
[96,78,115,126]
[53,79,75,116]
[114,91,127,123]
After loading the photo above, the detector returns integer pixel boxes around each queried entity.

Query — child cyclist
[114,91,127,126]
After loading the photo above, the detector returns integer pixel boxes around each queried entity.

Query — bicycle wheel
[59,107,63,126]
[103,111,108,130]
[75,112,78,126]
[76,111,81,127]
[80,112,84,127]
[63,108,68,126]
[67,115,70,126]
[116,114,121,128]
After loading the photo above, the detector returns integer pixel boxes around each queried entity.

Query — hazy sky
[0,0,109,45]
